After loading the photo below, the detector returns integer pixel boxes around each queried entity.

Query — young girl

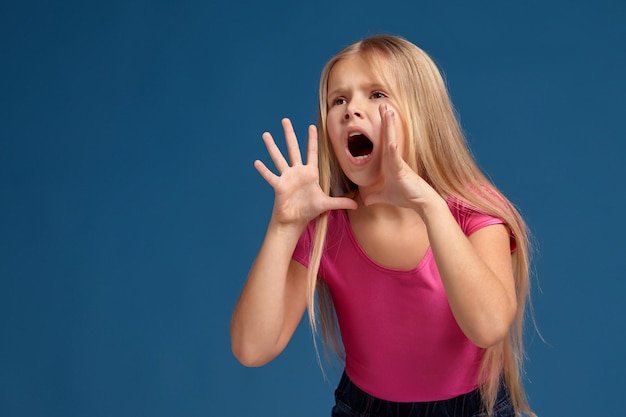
[231,34,535,417]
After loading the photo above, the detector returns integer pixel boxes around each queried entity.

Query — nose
[344,100,363,120]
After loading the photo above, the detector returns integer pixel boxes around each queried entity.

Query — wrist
[267,216,308,238]
[412,192,448,223]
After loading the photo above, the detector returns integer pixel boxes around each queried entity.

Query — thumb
[325,196,359,211]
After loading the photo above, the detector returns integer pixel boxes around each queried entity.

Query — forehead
[327,55,386,91]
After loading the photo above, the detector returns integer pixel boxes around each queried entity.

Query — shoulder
[297,210,347,246]
[446,197,505,236]
[312,209,348,232]
[293,210,349,266]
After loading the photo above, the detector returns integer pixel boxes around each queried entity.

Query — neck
[354,194,418,222]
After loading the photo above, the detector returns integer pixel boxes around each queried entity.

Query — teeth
[349,132,362,138]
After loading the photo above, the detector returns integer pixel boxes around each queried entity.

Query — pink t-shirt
[292,201,509,402]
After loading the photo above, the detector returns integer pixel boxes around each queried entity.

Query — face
[325,55,405,191]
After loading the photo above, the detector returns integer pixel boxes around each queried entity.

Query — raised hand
[361,105,440,212]
[254,118,358,227]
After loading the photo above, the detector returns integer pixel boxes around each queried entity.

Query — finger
[261,131,290,173]
[379,103,388,123]
[381,107,404,171]
[379,104,397,150]
[305,125,318,167]
[323,196,359,212]
[282,118,303,166]
[253,159,279,187]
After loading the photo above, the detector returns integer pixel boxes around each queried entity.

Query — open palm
[254,119,357,226]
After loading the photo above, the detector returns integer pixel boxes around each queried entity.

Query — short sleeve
[292,221,314,267]
[448,199,517,252]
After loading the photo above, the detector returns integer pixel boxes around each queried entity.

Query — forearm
[230,219,307,365]
[419,197,516,348]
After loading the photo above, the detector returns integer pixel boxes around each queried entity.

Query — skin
[230,56,517,367]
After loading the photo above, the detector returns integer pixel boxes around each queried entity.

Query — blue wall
[1,1,625,416]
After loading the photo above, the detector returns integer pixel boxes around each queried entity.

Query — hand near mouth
[361,105,440,215]
[254,118,358,228]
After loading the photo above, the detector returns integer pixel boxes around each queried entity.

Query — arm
[230,221,309,366]
[230,119,357,366]
[421,199,516,348]
[364,106,516,348]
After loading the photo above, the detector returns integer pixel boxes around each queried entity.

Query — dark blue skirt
[331,371,515,417]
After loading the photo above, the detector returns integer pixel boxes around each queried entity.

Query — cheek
[328,135,345,161]
[326,115,343,148]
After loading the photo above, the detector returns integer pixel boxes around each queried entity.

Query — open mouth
[348,133,374,158]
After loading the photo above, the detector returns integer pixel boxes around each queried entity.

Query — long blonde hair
[307,34,535,416]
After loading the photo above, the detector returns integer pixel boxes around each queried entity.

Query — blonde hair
[307,34,535,416]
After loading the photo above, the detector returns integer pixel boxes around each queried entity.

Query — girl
[231,34,535,417]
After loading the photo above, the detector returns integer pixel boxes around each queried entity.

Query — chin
[346,173,383,191]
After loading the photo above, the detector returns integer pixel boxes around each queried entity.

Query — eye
[371,91,387,99]
[331,97,347,106]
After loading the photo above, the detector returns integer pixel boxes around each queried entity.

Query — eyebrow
[327,83,387,99]
[326,89,344,102]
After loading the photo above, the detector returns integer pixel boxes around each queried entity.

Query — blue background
[1,1,624,416]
